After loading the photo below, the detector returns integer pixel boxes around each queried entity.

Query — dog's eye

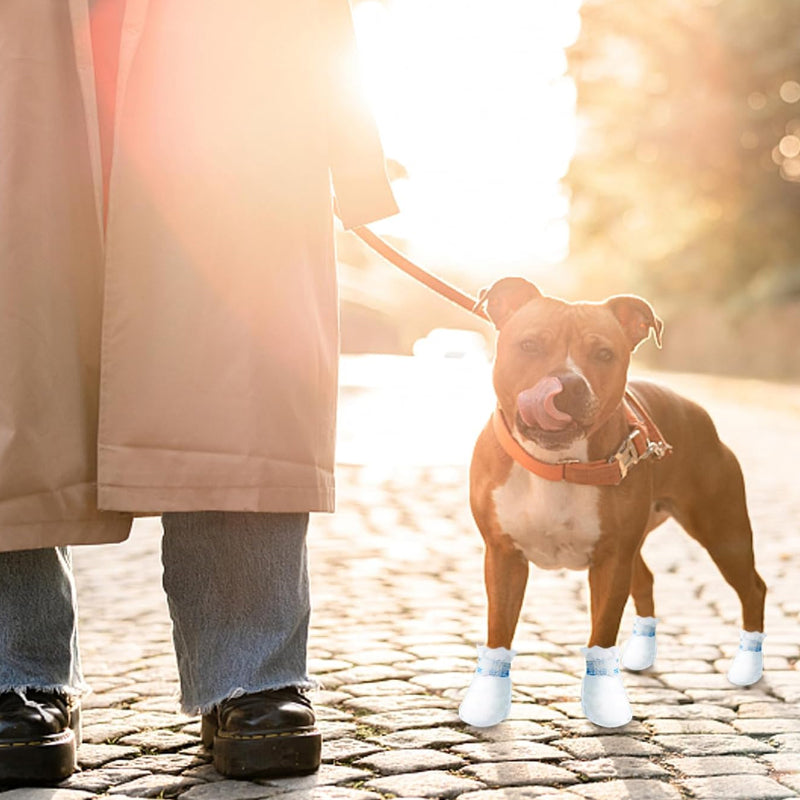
[594,347,615,363]
[520,338,545,355]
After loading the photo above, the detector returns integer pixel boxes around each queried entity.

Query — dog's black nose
[551,372,592,419]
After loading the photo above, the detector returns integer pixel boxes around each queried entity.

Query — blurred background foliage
[566,0,800,376]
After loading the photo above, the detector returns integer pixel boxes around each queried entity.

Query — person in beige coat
[0,0,397,784]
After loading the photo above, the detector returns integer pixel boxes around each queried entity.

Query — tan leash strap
[351,225,490,322]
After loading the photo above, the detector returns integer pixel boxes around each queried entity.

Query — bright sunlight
[352,0,582,280]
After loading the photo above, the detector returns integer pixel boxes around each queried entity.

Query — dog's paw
[581,645,632,728]
[459,674,512,727]
[727,630,765,686]
[458,645,515,728]
[621,616,657,672]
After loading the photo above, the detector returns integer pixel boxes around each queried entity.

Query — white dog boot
[621,616,657,671]
[581,645,632,728]
[727,629,765,686]
[458,645,515,727]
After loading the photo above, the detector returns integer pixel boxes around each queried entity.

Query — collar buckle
[610,429,645,479]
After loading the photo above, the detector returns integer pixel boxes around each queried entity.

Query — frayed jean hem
[0,682,89,700]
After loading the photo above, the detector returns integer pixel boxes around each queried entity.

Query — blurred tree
[567,0,800,309]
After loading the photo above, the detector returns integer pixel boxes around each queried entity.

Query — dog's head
[475,277,663,451]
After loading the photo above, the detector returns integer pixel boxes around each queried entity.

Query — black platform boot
[201,687,321,779]
[0,690,79,785]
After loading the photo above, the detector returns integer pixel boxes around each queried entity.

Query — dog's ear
[605,295,664,350]
[474,277,542,330]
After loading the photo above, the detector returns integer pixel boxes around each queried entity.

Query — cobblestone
[630,703,736,721]
[105,773,203,796]
[741,702,800,719]
[469,720,560,741]
[180,782,278,800]
[679,774,796,799]
[559,757,668,780]
[77,743,140,768]
[773,735,800,751]
[59,766,152,794]
[570,780,682,799]
[642,718,736,735]
[452,741,565,762]
[457,790,581,800]
[341,693,448,712]
[273,790,382,800]
[365,769,485,798]
[553,736,662,759]
[762,753,800,772]
[653,733,776,756]
[664,754,769,775]
[353,747,465,773]
[550,719,650,736]
[734,718,800,735]
[460,761,579,787]
[0,793,95,800]
[320,737,382,762]
[1,369,798,799]
[370,726,475,749]
[357,707,462,730]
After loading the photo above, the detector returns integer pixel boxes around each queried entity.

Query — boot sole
[0,729,77,784]
[208,725,321,779]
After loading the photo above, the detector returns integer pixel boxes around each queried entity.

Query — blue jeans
[0,512,312,714]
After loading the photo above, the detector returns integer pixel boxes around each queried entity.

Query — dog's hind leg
[692,527,766,685]
[673,447,767,685]
[629,549,655,617]
[621,551,657,671]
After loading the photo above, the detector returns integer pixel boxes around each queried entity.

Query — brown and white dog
[458,278,766,728]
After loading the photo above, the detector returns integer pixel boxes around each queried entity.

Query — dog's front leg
[459,537,527,727]
[581,550,635,728]
[485,537,529,648]
[588,550,633,648]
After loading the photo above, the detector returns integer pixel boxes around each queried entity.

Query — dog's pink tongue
[517,377,573,431]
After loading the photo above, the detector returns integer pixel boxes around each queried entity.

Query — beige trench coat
[0,0,398,552]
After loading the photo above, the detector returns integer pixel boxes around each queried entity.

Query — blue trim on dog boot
[622,616,657,672]
[580,645,632,728]
[728,630,765,686]
[459,645,516,728]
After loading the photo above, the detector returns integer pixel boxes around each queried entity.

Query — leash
[351,225,490,322]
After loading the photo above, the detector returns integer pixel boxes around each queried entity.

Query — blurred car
[412,328,491,362]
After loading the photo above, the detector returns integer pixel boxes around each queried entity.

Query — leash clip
[610,429,645,479]
[646,440,671,460]
[611,431,672,480]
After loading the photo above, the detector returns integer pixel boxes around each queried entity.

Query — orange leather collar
[492,389,672,486]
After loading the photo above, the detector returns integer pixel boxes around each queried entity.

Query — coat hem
[98,484,335,515]
[0,516,132,553]
[98,444,336,514]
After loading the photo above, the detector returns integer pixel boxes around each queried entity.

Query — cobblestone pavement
[2,367,799,800]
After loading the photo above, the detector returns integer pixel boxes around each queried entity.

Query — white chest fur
[492,443,602,571]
